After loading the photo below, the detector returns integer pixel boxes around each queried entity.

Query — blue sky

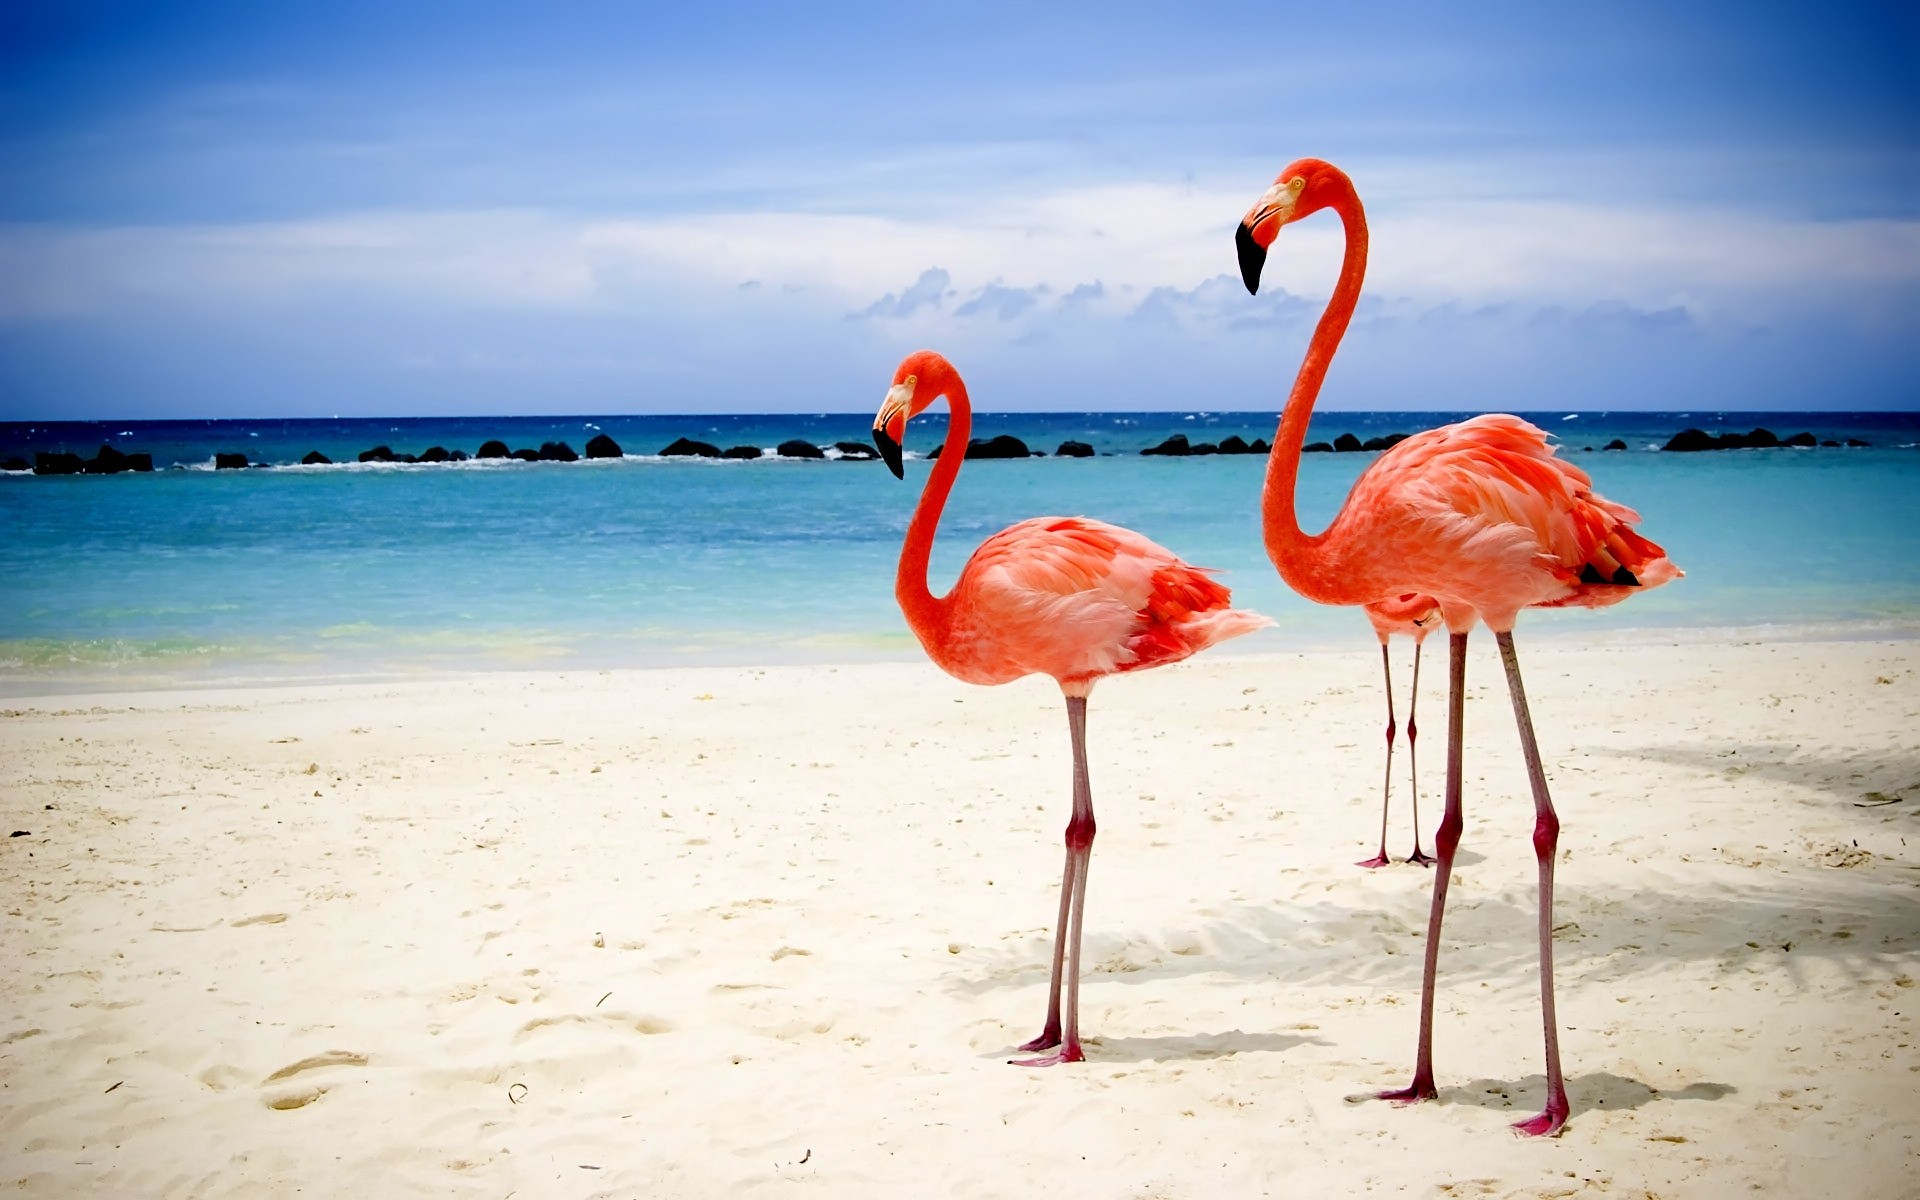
[2,1,1914,417]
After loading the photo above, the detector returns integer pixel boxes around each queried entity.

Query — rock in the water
[34,451,84,475]
[1603,439,1627,451]
[82,445,125,474]
[777,439,826,459]
[1332,433,1364,452]
[1662,427,1716,451]
[1055,440,1095,458]
[215,452,250,470]
[1664,427,1787,451]
[585,433,623,459]
[358,445,397,463]
[833,441,879,460]
[722,445,763,459]
[967,434,1031,459]
[1782,431,1817,448]
[1141,435,1191,456]
[302,450,333,465]
[538,441,578,462]
[476,440,511,459]
[660,437,721,458]
[81,444,150,474]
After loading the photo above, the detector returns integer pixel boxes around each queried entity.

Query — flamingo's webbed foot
[1511,1102,1569,1137]
[1377,1078,1437,1107]
[1012,1022,1084,1066]
[1356,851,1391,869]
[1406,847,1437,867]
[1010,1043,1085,1067]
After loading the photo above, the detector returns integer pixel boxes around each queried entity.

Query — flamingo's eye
[1288,177,1305,195]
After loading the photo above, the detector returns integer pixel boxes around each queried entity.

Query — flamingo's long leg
[1405,641,1435,866]
[1015,694,1095,1065]
[1359,643,1396,869]
[1017,844,1075,1054]
[1495,631,1570,1136]
[1380,630,1468,1106]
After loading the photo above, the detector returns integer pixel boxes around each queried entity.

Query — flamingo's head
[1380,592,1440,630]
[871,349,950,479]
[1236,157,1342,295]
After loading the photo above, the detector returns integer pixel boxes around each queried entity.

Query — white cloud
[1,174,1912,349]
[954,280,1047,320]
[855,267,951,319]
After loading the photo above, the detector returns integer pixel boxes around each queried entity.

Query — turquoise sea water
[3,410,1917,694]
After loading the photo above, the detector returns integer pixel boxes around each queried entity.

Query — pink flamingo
[1358,593,1439,869]
[871,349,1270,1066]
[1236,159,1680,1135]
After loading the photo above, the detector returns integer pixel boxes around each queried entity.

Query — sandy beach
[2,635,1915,1197]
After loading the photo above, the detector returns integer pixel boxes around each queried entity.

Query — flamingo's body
[1237,159,1679,1136]
[872,349,1268,1066]
[1359,592,1438,869]
[902,513,1267,693]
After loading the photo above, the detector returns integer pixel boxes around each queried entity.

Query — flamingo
[870,349,1270,1066]
[1358,593,1439,869]
[1235,159,1680,1135]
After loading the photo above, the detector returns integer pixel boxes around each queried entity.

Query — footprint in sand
[515,1012,675,1039]
[257,1050,369,1111]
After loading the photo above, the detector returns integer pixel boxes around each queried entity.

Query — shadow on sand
[1623,740,1920,816]
[985,1028,1326,1065]
[1343,1071,1737,1129]
[947,867,1920,998]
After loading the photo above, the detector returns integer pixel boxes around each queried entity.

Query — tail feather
[1122,606,1272,671]
[1549,519,1682,609]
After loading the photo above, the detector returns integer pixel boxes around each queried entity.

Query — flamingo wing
[1354,415,1679,614]
[945,517,1266,686]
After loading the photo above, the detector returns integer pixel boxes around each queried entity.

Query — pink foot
[1511,1105,1568,1137]
[1377,1077,1437,1106]
[1406,847,1436,867]
[1017,1026,1060,1054]
[1011,1043,1085,1067]
[1356,852,1391,869]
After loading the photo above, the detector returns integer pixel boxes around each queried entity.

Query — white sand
[2,637,1916,1197]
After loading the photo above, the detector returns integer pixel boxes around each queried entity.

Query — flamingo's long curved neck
[1263,175,1368,597]
[897,368,971,643]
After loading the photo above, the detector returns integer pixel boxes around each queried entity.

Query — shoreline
[5,615,1919,701]
[3,635,1916,1196]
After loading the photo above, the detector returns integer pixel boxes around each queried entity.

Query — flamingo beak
[1237,181,1297,295]
[872,384,912,479]
[873,423,904,479]
[1236,222,1267,295]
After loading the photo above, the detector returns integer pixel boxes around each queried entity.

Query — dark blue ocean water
[3,410,1917,693]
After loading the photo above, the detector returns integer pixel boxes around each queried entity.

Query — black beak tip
[1235,222,1266,295]
[873,427,905,479]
